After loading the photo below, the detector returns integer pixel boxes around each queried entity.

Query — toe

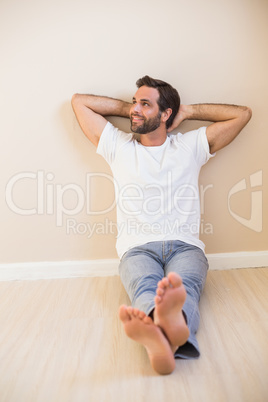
[126,306,134,316]
[156,287,164,296]
[167,272,182,288]
[158,277,169,289]
[132,308,139,317]
[154,295,162,304]
[143,315,153,325]
[119,305,131,322]
[138,310,146,319]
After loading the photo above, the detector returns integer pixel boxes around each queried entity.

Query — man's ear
[161,108,172,123]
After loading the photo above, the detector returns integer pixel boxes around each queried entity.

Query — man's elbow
[71,93,80,108]
[243,106,252,124]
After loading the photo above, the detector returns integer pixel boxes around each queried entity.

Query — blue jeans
[118,240,209,359]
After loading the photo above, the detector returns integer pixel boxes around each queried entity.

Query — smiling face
[130,86,163,134]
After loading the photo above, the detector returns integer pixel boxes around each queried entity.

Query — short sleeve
[176,126,215,167]
[96,121,132,166]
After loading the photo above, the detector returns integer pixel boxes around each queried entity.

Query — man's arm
[168,103,252,153]
[71,94,132,146]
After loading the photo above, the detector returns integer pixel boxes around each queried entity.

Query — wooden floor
[0,268,267,402]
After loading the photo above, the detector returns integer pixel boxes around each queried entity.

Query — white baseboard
[0,251,268,281]
[0,259,120,282]
[207,251,268,270]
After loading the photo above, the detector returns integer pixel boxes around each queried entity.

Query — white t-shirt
[97,122,214,258]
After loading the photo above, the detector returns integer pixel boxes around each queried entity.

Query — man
[71,76,251,375]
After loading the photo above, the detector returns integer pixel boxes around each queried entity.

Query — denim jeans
[118,240,209,359]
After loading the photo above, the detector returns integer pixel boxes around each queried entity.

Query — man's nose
[133,102,141,113]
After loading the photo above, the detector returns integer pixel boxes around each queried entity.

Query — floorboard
[0,268,267,402]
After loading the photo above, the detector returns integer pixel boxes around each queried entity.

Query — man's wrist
[121,101,132,118]
[182,104,195,120]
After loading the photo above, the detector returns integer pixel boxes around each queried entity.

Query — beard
[130,111,162,134]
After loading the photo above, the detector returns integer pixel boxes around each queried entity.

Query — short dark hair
[136,75,180,129]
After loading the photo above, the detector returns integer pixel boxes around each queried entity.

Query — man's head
[130,75,180,134]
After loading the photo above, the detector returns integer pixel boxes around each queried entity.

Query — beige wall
[1,0,267,263]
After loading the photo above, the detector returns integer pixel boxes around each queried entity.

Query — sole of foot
[119,305,175,375]
[153,272,190,349]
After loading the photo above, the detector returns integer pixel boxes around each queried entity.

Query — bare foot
[119,305,175,375]
[153,272,190,350]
